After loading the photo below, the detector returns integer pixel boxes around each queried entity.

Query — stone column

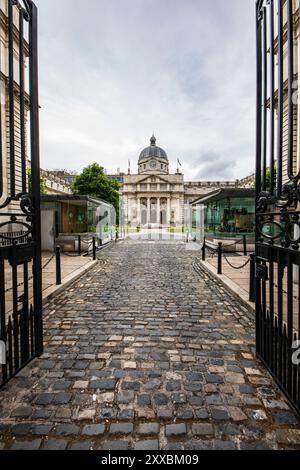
[137,197,141,226]
[157,198,160,225]
[147,198,151,225]
[167,198,171,227]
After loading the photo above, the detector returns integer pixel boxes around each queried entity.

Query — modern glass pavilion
[40,195,116,252]
[191,188,256,239]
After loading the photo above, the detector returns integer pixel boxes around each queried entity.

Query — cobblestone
[192,423,214,436]
[43,439,68,450]
[0,240,299,450]
[11,439,42,451]
[82,424,105,436]
[134,440,159,450]
[165,423,187,437]
[138,423,160,435]
[109,423,134,436]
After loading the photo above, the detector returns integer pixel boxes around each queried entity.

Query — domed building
[123,136,185,228]
[111,135,252,230]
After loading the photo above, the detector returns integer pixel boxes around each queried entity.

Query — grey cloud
[34,0,255,180]
[191,151,237,180]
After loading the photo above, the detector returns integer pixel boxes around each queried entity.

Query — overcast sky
[34,0,255,181]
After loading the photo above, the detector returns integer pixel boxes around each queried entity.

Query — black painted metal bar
[287,0,296,181]
[78,235,81,256]
[268,0,275,195]
[274,315,278,377]
[8,0,16,197]
[0,255,7,382]
[277,252,284,384]
[93,237,96,261]
[269,258,274,372]
[298,279,300,408]
[276,0,283,194]
[243,235,247,256]
[283,323,287,390]
[29,305,34,356]
[217,243,222,275]
[292,331,297,403]
[255,1,263,212]
[29,2,43,356]
[255,0,264,349]
[12,264,19,371]
[7,317,13,376]
[202,238,206,262]
[262,7,267,191]
[19,8,27,193]
[287,253,293,395]
[22,261,29,362]
[249,254,255,302]
[262,260,267,361]
[0,40,3,199]
[56,246,61,285]
[256,261,262,356]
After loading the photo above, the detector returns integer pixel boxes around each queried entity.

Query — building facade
[123,136,185,228]
[122,136,254,229]
[40,169,72,195]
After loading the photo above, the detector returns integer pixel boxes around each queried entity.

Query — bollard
[243,235,247,256]
[202,238,206,261]
[78,235,81,256]
[218,242,222,275]
[56,246,62,285]
[249,253,256,302]
[92,237,96,261]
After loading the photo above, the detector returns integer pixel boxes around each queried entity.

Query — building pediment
[138,175,172,185]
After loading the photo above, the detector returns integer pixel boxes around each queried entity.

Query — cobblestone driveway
[0,240,299,450]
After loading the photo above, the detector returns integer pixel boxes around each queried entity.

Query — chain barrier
[203,239,251,271]
[204,238,244,257]
[222,251,251,270]
[63,238,94,258]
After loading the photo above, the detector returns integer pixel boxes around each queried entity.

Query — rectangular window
[151,184,156,191]
[160,184,167,191]
[140,184,147,191]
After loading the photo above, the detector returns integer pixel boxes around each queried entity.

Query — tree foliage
[72,163,121,218]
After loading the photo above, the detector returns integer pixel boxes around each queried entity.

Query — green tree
[27,169,48,195]
[72,163,121,219]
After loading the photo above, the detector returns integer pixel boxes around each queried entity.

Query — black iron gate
[0,0,42,386]
[256,0,300,413]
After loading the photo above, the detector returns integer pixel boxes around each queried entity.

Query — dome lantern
[150,135,156,146]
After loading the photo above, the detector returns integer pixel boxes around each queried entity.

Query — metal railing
[201,235,255,302]
[55,236,99,285]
